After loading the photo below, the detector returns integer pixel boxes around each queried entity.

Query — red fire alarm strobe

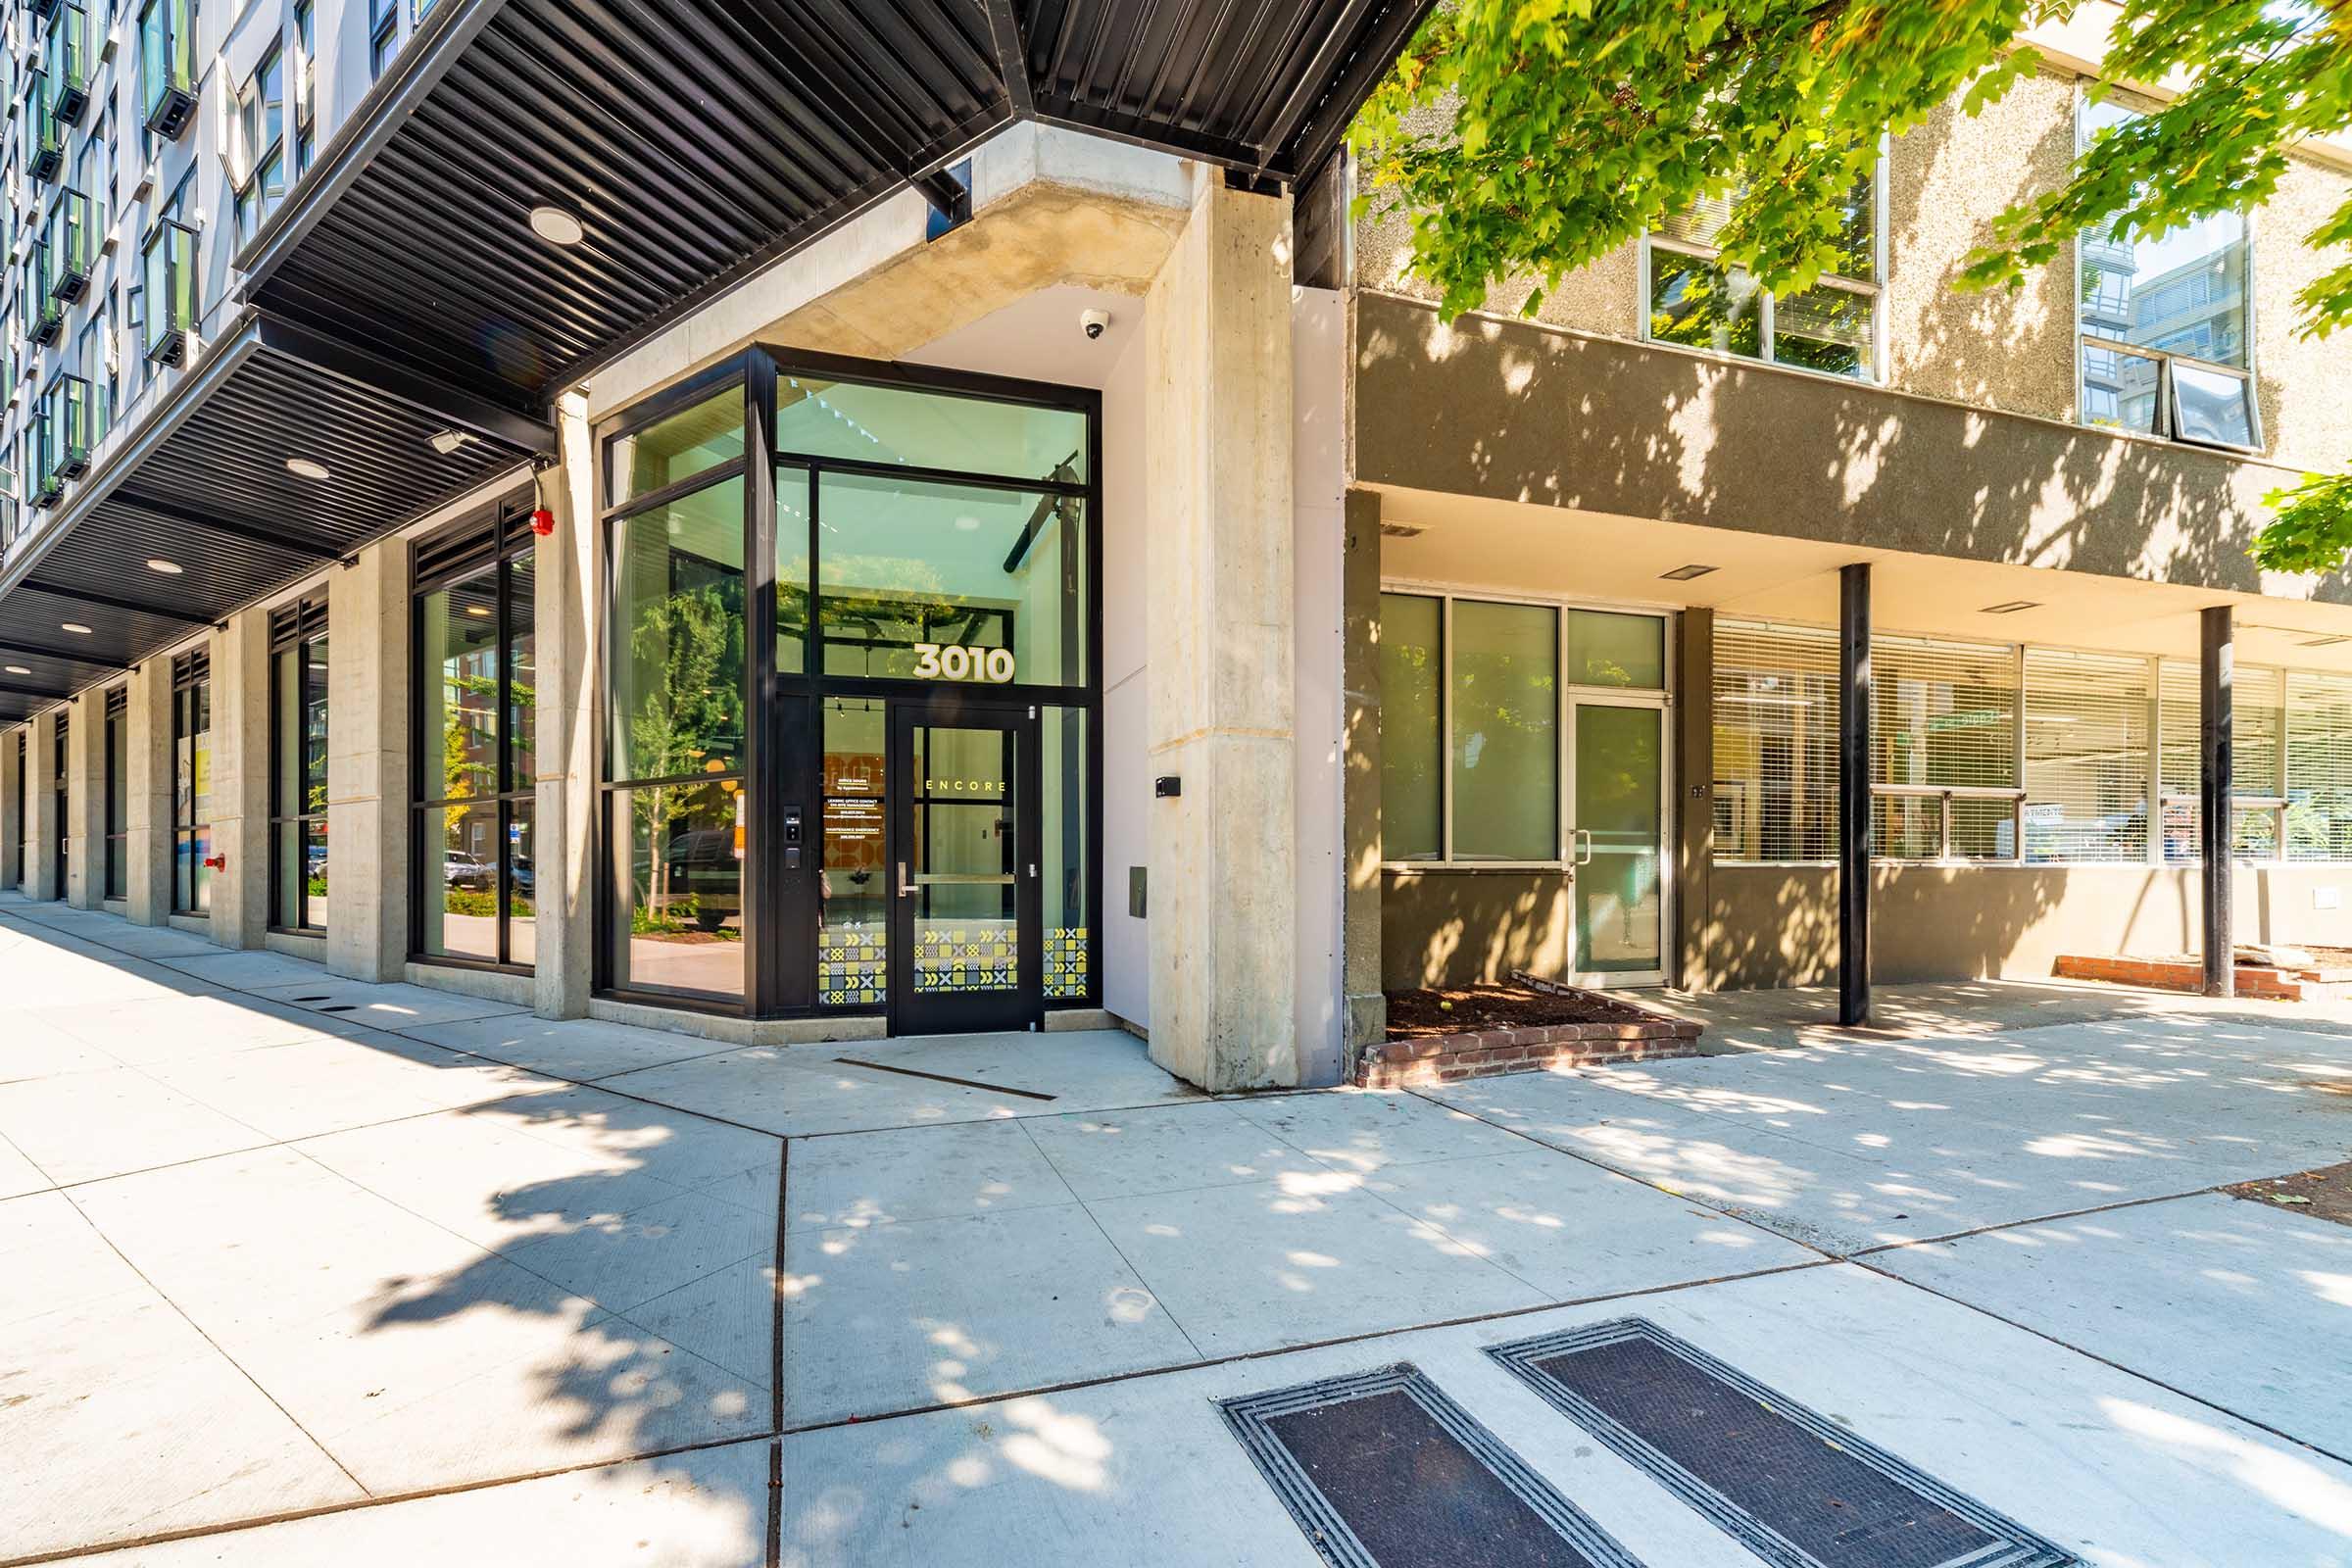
[531,508,557,537]
[203,854,226,871]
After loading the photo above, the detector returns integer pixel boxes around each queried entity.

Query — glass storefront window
[777,375,1087,484]
[172,665,211,913]
[271,623,328,931]
[1567,610,1665,690]
[610,479,746,780]
[608,383,744,507]
[817,472,1086,688]
[1380,592,1442,861]
[104,695,126,900]
[1450,600,1558,861]
[414,517,536,970]
[613,778,744,996]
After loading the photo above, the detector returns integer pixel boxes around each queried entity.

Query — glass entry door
[887,702,1042,1035]
[1569,700,1668,985]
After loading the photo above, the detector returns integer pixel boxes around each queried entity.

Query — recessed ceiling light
[529,205,585,246]
[61,622,92,634]
[1660,564,1719,581]
[3,665,28,675]
[953,514,983,532]
[1980,601,2040,614]
[466,605,493,617]
[286,457,331,480]
[146,558,184,574]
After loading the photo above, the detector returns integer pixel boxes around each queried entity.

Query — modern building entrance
[592,349,1100,1038]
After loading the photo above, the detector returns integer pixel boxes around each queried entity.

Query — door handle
[897,860,915,898]
[1570,828,1594,866]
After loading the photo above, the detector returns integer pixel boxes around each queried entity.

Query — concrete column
[1142,174,1298,1091]
[211,609,272,948]
[25,709,60,901]
[536,410,596,1017]
[66,688,105,908]
[1674,609,1715,991]
[1340,488,1385,1069]
[125,658,173,923]
[0,722,23,892]
[1838,564,1872,1027]
[2201,605,2234,998]
[327,540,412,981]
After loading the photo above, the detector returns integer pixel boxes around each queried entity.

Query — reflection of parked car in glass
[662,828,740,931]
[511,857,534,896]
[442,852,496,889]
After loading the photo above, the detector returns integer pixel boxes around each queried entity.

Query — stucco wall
[1696,861,2352,989]
[1883,68,2081,423]
[1353,290,2344,603]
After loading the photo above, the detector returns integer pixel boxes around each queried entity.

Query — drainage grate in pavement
[1220,1363,1645,1568]
[1488,1319,2077,1568]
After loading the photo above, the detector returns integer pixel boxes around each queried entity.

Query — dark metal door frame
[886,695,1042,1037]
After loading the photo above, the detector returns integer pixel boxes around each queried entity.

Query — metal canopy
[0,311,543,722]
[237,0,1431,414]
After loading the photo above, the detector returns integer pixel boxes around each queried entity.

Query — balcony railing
[42,4,89,126]
[45,190,92,303]
[27,70,66,181]
[141,218,197,367]
[139,0,197,137]
[40,374,92,493]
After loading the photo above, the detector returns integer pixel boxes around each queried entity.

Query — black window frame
[51,710,69,900]
[410,496,537,974]
[171,647,210,913]
[591,346,1105,1021]
[270,594,328,933]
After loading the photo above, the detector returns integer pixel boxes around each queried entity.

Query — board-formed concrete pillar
[536,407,596,1018]
[66,688,106,908]
[125,658,173,924]
[0,722,23,893]
[1142,173,1299,1091]
[210,608,272,949]
[327,540,412,981]
[24,709,60,902]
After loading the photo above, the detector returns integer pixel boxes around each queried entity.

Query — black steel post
[2201,606,2234,998]
[1839,564,1872,1027]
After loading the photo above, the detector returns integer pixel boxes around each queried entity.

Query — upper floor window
[369,0,399,79]
[1643,164,1883,381]
[292,0,316,175]
[234,46,285,239]
[2078,99,2257,450]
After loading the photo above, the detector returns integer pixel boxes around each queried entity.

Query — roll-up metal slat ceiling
[238,0,1434,413]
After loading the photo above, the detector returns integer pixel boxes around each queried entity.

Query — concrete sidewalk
[4,893,2349,1566]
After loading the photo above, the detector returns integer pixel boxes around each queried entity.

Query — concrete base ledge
[586,996,889,1048]
[167,913,215,939]
[267,930,328,963]
[102,899,127,915]
[1045,1007,1115,1033]
[405,960,537,1008]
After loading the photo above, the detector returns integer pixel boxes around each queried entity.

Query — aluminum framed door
[1566,698,1671,987]
[886,700,1043,1036]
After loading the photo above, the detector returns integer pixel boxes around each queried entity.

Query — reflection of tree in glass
[628,586,739,918]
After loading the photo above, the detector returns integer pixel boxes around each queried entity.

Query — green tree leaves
[1355,0,2352,573]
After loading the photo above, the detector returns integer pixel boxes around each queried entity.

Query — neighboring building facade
[1,1,2347,1092]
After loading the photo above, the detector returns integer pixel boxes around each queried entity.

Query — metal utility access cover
[1220,1363,1644,1568]
[1487,1319,2078,1568]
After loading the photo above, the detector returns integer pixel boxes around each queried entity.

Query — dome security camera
[1080,308,1111,341]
